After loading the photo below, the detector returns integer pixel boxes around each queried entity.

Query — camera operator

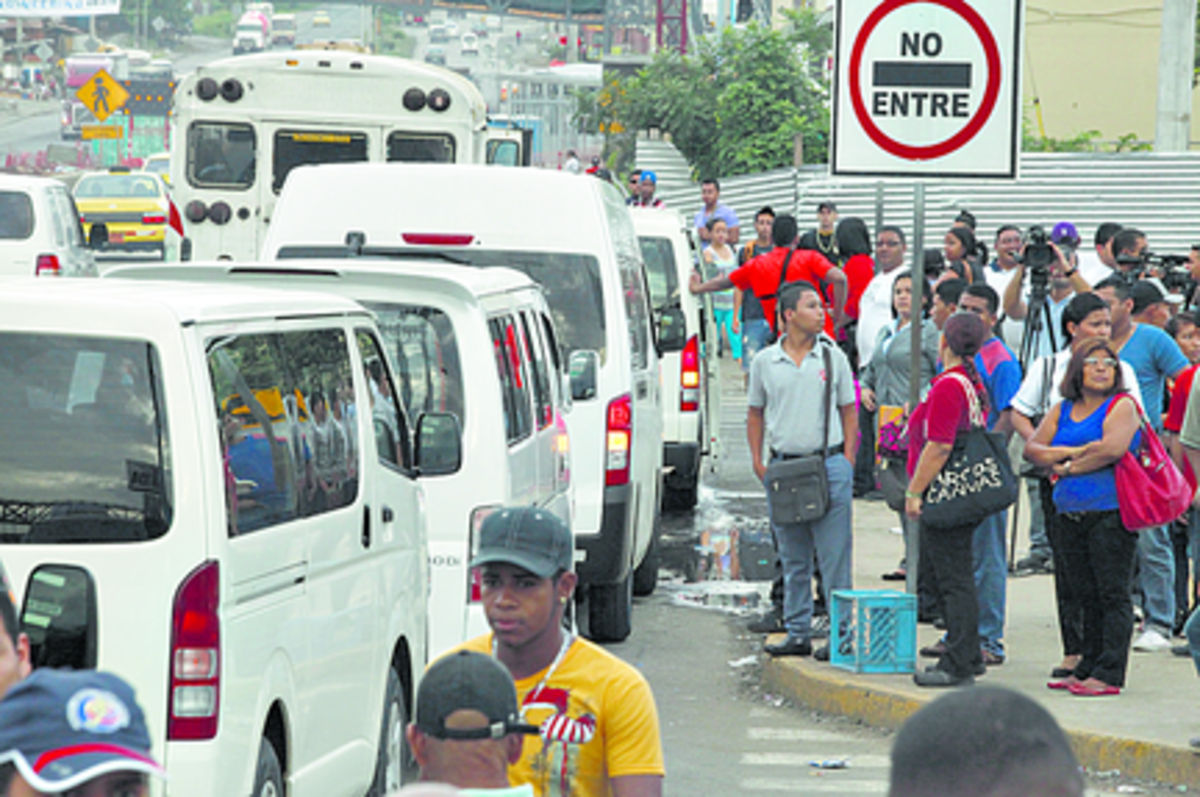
[1077,222,1123,286]
[1181,245,1200,311]
[1001,225,1091,361]
[985,224,1025,351]
[1112,228,1150,277]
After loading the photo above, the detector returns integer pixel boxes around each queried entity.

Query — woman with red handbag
[1025,338,1141,697]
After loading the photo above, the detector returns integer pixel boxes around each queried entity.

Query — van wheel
[585,574,632,642]
[633,529,660,597]
[663,480,698,511]
[252,738,284,797]
[368,667,415,795]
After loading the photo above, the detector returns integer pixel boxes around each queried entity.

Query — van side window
[619,257,651,370]
[356,331,412,471]
[362,302,465,431]
[207,328,357,537]
[488,316,532,444]
[519,311,552,429]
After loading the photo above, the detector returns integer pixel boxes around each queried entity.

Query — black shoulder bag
[764,343,834,524]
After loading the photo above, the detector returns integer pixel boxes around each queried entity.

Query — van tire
[663,478,698,511]
[368,667,415,795]
[586,574,632,642]
[633,530,659,597]
[252,738,284,797]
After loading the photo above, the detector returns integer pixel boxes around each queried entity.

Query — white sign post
[832,0,1022,179]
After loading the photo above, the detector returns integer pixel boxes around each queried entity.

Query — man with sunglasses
[624,169,642,206]
[457,507,664,797]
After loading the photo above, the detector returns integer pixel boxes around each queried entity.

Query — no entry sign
[832,0,1022,179]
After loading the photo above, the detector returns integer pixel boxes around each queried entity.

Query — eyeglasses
[1083,357,1118,368]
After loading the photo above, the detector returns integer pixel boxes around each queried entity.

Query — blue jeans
[767,454,854,640]
[1137,524,1176,635]
[973,510,1008,656]
[741,319,772,372]
[1186,605,1200,676]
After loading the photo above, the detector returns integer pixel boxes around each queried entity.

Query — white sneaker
[1132,628,1172,652]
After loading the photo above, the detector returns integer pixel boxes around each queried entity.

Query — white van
[262,163,665,641]
[0,278,459,796]
[0,174,99,277]
[107,259,572,659]
[631,207,721,510]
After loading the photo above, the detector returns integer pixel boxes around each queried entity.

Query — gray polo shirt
[748,336,855,455]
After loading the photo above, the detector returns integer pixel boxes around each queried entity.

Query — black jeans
[854,403,876,494]
[922,519,981,678]
[1040,478,1083,657]
[1057,509,1137,686]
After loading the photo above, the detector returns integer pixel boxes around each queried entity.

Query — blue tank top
[1050,395,1140,513]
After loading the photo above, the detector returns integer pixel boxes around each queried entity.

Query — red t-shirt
[1166,363,1199,488]
[841,253,875,321]
[728,247,835,336]
[906,366,986,478]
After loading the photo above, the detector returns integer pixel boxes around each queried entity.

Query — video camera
[1014,225,1058,292]
[1115,250,1196,300]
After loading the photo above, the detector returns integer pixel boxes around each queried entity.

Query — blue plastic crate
[829,589,917,674]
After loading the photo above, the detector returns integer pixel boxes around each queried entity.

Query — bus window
[387,132,455,163]
[273,130,368,193]
[486,139,520,166]
[188,122,256,189]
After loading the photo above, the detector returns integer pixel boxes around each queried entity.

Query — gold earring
[560,597,568,605]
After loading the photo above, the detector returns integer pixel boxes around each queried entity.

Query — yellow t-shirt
[460,634,665,797]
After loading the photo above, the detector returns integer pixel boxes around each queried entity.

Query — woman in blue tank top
[1025,338,1141,697]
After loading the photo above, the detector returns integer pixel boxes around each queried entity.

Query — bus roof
[176,51,486,126]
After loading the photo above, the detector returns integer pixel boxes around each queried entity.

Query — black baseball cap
[0,670,164,793]
[415,651,538,740]
[471,506,573,578]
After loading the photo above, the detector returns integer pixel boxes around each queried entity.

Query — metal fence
[645,148,1200,255]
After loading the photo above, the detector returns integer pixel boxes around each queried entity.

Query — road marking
[740,752,892,768]
[747,727,852,742]
[740,777,888,792]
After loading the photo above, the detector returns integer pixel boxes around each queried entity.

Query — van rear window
[0,192,34,240]
[0,334,172,544]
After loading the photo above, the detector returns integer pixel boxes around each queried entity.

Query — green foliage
[575,9,830,178]
[193,8,233,38]
[1020,114,1101,152]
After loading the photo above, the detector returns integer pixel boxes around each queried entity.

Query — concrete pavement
[705,356,1200,787]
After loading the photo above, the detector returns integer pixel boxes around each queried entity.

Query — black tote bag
[920,372,1018,530]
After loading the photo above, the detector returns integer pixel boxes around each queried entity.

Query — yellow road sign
[74,69,129,123]
[81,125,124,140]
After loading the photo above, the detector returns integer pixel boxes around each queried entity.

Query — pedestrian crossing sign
[75,69,129,123]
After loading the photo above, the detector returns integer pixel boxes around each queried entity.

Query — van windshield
[0,334,172,544]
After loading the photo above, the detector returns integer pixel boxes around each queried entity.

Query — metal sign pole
[905,181,925,599]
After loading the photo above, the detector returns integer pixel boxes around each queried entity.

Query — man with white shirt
[1076,222,1123,287]
[985,225,1025,351]
[854,224,907,497]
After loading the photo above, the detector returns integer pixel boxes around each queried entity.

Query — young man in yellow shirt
[458,507,664,797]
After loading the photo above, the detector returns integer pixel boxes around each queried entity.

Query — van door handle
[361,505,371,548]
[382,506,394,523]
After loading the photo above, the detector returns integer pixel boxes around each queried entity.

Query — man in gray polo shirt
[748,281,858,658]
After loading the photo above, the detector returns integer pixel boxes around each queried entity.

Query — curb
[763,657,1200,788]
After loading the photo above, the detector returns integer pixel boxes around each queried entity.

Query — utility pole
[1154,0,1197,151]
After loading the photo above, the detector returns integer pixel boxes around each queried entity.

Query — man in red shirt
[689,213,848,337]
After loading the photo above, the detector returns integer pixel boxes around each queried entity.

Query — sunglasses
[1083,357,1118,368]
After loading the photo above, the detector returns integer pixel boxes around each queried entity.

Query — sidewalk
[0,95,56,130]
[756,421,1200,787]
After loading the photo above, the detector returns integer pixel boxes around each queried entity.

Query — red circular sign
[848,0,1001,160]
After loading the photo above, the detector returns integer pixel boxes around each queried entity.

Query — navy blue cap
[0,669,163,792]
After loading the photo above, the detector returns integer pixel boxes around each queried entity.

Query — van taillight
[143,213,167,225]
[35,255,61,276]
[606,394,632,486]
[168,561,220,741]
[680,335,700,412]
[467,506,500,602]
[400,233,474,246]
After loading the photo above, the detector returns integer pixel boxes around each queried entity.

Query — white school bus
[171,50,510,262]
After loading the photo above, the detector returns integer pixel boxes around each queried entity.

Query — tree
[575,9,830,178]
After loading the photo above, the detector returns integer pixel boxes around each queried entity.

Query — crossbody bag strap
[946,371,986,428]
[821,343,833,454]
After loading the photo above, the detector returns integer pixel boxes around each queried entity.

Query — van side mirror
[657,304,687,352]
[414,412,462,476]
[568,349,599,401]
[88,223,108,250]
[21,564,98,670]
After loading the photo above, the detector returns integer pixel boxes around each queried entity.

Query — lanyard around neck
[493,631,573,720]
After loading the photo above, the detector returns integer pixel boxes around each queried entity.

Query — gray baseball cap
[470,506,573,578]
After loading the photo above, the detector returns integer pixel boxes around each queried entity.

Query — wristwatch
[1063,267,1078,278]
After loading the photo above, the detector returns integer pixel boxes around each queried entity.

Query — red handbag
[1108,395,1192,531]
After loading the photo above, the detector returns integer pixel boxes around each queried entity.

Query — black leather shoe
[926,662,985,676]
[913,669,974,687]
[764,636,812,657]
[813,644,830,662]
[747,610,784,634]
[919,641,947,658]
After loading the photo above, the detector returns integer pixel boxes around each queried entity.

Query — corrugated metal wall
[641,144,1200,255]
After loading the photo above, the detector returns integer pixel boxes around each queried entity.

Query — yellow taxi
[73,167,170,258]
